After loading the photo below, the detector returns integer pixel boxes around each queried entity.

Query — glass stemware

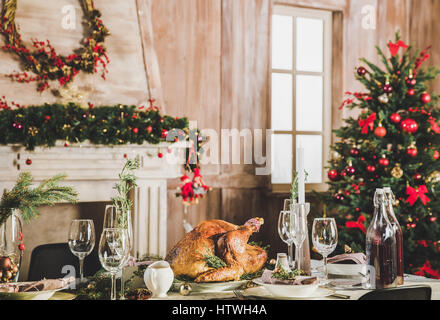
[68,219,95,283]
[312,218,338,280]
[98,228,130,300]
[290,206,307,271]
[278,210,295,268]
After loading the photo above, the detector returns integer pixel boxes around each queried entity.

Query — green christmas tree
[322,32,440,278]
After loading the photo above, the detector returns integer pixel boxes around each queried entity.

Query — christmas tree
[322,32,440,278]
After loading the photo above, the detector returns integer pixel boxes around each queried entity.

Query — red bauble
[434,150,440,160]
[407,147,418,157]
[421,92,431,104]
[64,142,69,147]
[406,78,416,86]
[383,84,393,93]
[401,119,418,134]
[349,148,360,157]
[378,158,390,167]
[390,113,401,124]
[158,152,163,158]
[328,169,340,181]
[413,173,422,181]
[161,129,168,139]
[340,171,347,178]
[367,165,376,173]
[374,126,387,138]
[146,126,153,133]
[407,88,415,96]
[132,128,139,134]
[335,193,345,201]
[357,67,367,76]
[25,159,32,165]
[345,166,356,176]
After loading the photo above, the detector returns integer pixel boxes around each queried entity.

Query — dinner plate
[49,292,77,300]
[172,279,248,293]
[320,264,367,276]
[0,284,68,300]
[245,285,334,300]
[252,277,321,298]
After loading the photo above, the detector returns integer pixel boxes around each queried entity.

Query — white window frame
[270,5,332,193]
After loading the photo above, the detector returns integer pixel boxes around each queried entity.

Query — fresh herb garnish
[272,268,305,281]
[204,254,227,269]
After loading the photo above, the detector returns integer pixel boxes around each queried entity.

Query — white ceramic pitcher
[144,261,174,298]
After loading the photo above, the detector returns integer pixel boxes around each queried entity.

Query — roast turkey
[166,218,267,282]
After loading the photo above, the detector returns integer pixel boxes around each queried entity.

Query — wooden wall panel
[0,0,150,106]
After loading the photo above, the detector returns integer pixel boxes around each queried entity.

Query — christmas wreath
[0,0,110,92]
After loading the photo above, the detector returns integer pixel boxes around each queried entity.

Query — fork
[233,290,246,300]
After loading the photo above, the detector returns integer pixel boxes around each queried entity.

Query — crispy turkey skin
[165,218,267,282]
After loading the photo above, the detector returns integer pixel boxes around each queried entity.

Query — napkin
[327,253,366,265]
[0,277,75,293]
[261,269,318,285]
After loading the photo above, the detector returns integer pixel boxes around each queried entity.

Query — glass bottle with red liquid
[365,189,398,289]
[383,187,404,285]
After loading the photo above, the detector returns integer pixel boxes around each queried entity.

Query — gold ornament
[391,164,403,179]
[378,94,389,104]
[62,124,71,131]
[344,245,353,254]
[28,126,39,136]
[179,283,192,296]
[427,171,440,184]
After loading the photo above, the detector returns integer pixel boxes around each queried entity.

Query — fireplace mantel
[0,142,186,258]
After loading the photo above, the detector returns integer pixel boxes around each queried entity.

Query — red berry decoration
[421,92,431,104]
[345,166,356,176]
[406,78,416,86]
[357,67,367,76]
[374,126,387,138]
[383,84,393,93]
[413,173,422,181]
[328,170,340,181]
[434,150,440,160]
[401,119,418,134]
[349,148,360,157]
[335,193,345,201]
[407,88,415,96]
[407,147,418,158]
[25,159,32,165]
[378,157,390,167]
[340,171,347,178]
[161,129,168,139]
[390,113,401,124]
[18,244,25,251]
[367,165,376,173]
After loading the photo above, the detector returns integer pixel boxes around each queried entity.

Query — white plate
[252,277,320,298]
[172,280,248,293]
[0,284,68,300]
[246,285,334,300]
[322,264,366,276]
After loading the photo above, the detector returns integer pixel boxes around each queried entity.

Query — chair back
[28,243,101,281]
[359,285,432,300]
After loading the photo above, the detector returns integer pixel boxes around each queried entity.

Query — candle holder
[291,203,311,275]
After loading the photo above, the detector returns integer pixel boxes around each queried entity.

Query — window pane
[272,15,293,70]
[296,135,322,183]
[271,134,292,184]
[296,17,323,72]
[296,75,323,132]
[272,73,293,131]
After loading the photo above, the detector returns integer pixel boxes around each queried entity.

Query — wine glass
[68,219,95,283]
[312,218,338,280]
[290,207,307,271]
[278,211,294,268]
[98,228,130,300]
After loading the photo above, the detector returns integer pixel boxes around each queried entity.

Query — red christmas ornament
[378,157,390,167]
[328,170,339,181]
[335,193,345,201]
[357,67,367,76]
[340,171,347,178]
[406,78,416,86]
[413,173,423,181]
[132,127,139,134]
[64,142,69,147]
[18,244,25,251]
[383,84,393,93]
[367,165,376,173]
[158,152,163,158]
[421,92,431,104]
[407,147,418,157]
[401,119,418,134]
[45,115,51,122]
[349,148,360,157]
[146,126,153,133]
[390,113,401,124]
[161,129,168,139]
[345,166,356,176]
[374,126,387,138]
[25,159,32,165]
[407,88,415,96]
[434,150,440,160]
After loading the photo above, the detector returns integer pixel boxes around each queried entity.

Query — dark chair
[359,285,432,300]
[27,243,101,281]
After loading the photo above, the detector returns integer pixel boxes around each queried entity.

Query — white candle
[297,145,305,204]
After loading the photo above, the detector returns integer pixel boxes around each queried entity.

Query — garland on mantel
[0,0,110,92]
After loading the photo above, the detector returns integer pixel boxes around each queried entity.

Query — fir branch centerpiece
[0,172,78,225]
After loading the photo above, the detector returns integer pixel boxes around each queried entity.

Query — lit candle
[297,145,305,204]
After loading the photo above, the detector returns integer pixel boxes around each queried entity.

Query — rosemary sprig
[0,172,78,225]
[203,254,227,269]
[272,267,304,281]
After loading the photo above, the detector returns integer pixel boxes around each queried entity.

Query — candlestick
[297,146,305,204]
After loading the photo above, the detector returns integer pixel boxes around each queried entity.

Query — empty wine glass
[68,219,95,283]
[278,211,295,268]
[98,228,129,300]
[312,218,338,281]
[290,206,307,271]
